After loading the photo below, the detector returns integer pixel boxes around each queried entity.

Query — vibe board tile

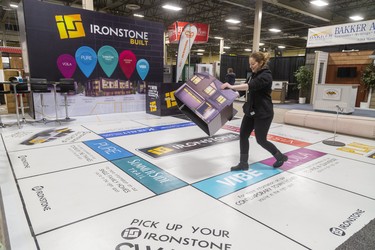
[307,134,375,164]
[36,186,307,250]
[2,126,102,152]
[18,162,155,234]
[8,142,107,179]
[220,171,375,249]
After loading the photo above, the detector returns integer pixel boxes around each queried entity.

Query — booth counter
[313,84,359,114]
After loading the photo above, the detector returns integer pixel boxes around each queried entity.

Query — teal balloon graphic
[136,59,149,80]
[75,46,97,78]
[98,45,118,77]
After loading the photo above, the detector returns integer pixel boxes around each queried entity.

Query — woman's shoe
[231,162,249,171]
[273,151,288,168]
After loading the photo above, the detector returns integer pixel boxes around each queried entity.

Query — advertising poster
[307,19,375,48]
[20,0,164,117]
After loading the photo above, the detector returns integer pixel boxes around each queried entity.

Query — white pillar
[219,39,224,56]
[252,0,262,52]
[82,0,94,11]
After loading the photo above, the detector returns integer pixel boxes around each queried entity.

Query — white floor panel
[36,186,307,250]
[82,120,149,134]
[268,124,334,145]
[220,171,375,250]
[0,112,374,250]
[307,134,375,164]
[287,153,375,199]
[2,125,102,152]
[18,162,155,234]
[8,142,108,178]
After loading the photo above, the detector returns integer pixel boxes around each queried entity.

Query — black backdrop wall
[220,54,305,84]
[220,54,305,101]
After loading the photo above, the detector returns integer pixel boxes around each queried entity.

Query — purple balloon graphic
[57,54,77,78]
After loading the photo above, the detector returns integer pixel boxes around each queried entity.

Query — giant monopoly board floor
[0,112,374,250]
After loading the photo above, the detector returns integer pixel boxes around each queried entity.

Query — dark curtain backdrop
[220,54,305,101]
[220,55,250,82]
[220,54,305,83]
[269,56,305,83]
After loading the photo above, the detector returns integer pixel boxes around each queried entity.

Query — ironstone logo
[329,227,346,236]
[138,133,239,158]
[329,209,365,236]
[55,14,86,39]
[121,227,142,240]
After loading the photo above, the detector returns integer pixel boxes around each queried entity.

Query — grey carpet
[336,218,375,250]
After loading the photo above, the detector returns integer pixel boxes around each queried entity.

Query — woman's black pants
[239,114,278,160]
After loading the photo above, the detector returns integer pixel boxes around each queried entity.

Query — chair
[9,77,31,126]
[30,78,52,123]
[56,78,75,121]
[0,85,11,128]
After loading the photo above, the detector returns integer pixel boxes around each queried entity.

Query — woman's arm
[221,82,248,91]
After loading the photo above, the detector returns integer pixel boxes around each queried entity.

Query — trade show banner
[168,21,209,44]
[307,19,375,48]
[19,0,164,116]
[176,24,197,83]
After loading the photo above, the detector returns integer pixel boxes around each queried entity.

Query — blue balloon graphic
[136,59,150,80]
[98,45,118,77]
[75,46,98,78]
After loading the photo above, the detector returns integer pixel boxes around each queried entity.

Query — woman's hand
[221,82,232,90]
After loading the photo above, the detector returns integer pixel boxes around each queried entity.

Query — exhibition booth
[1,0,164,122]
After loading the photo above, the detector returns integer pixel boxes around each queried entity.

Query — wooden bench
[284,110,375,139]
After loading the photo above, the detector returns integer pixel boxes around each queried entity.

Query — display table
[145,82,182,116]
[313,84,359,114]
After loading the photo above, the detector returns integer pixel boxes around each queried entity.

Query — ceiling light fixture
[350,15,364,21]
[223,46,231,49]
[225,19,241,24]
[310,1,328,7]
[162,4,182,11]
[244,49,252,52]
[259,43,265,46]
[269,28,281,33]
[10,3,18,8]
[214,36,223,40]
[133,14,144,18]
[278,45,286,49]
[126,4,140,10]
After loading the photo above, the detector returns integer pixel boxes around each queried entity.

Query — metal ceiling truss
[0,0,373,53]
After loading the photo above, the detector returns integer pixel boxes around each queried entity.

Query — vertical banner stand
[323,105,346,147]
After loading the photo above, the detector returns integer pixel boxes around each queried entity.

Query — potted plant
[360,63,375,108]
[294,65,313,104]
